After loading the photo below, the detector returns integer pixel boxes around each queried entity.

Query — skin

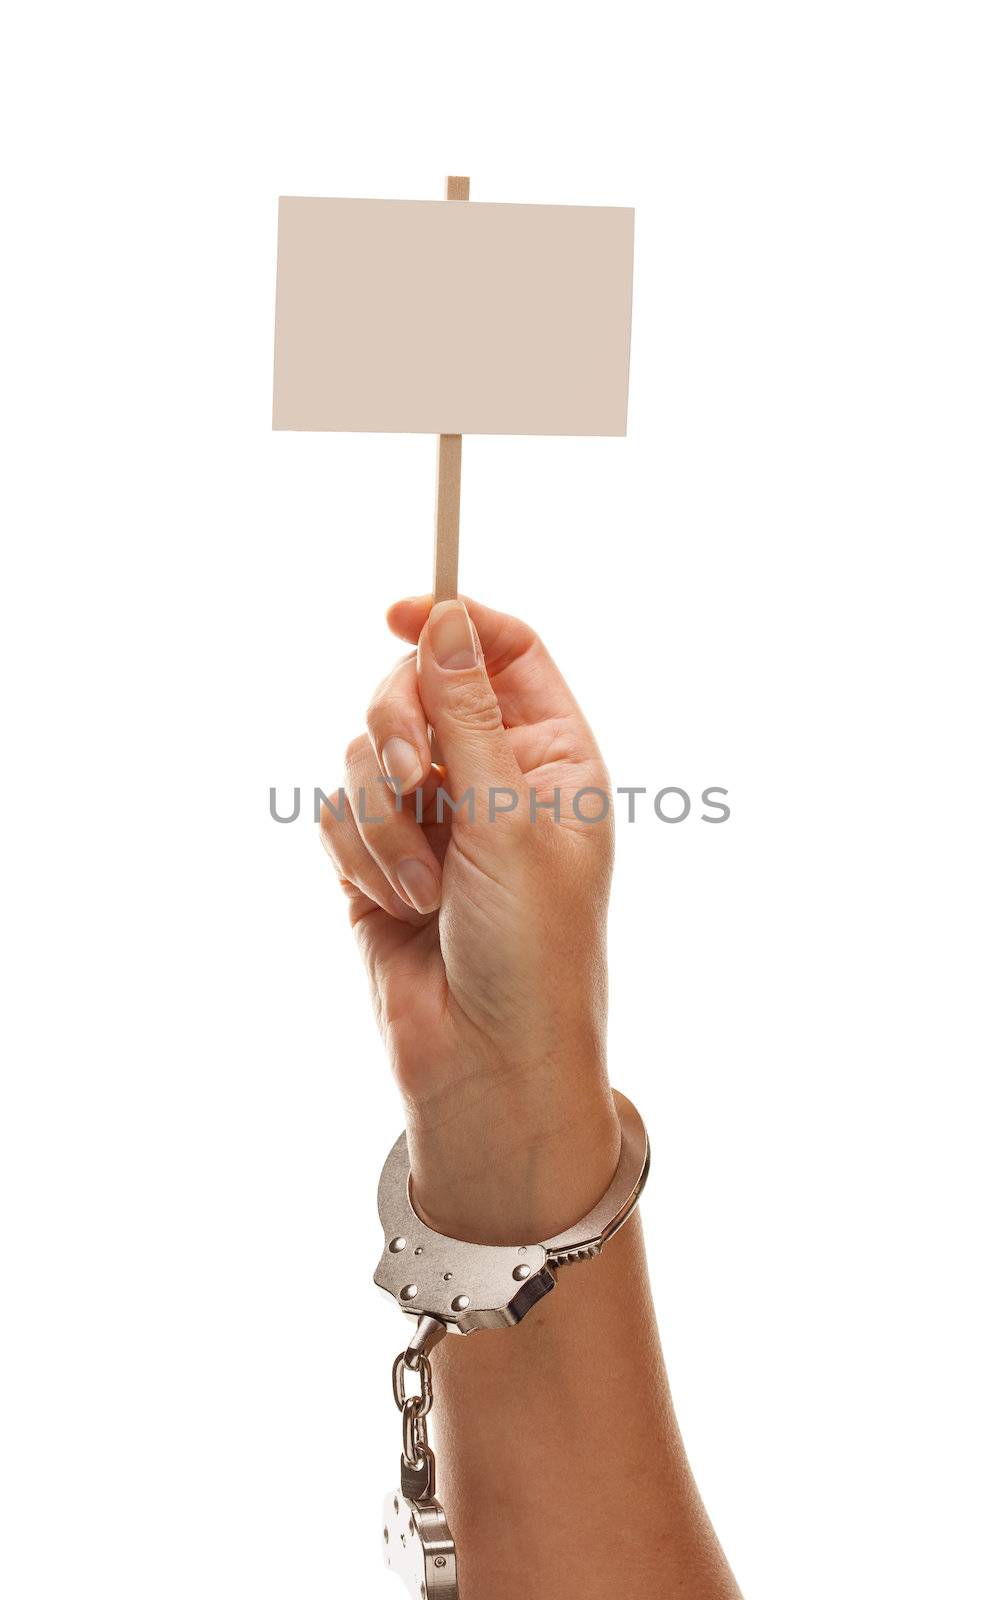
[321,596,742,1599]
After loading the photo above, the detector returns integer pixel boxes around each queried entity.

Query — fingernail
[429,601,477,670]
[381,736,421,792]
[396,858,441,914]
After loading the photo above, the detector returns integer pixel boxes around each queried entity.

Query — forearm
[408,1091,742,1600]
[428,1215,741,1600]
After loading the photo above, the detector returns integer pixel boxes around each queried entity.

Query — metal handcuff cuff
[374,1088,650,1598]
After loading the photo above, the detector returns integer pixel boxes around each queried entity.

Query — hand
[321,597,620,1243]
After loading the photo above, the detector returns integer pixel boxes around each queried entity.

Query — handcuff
[374,1088,650,1599]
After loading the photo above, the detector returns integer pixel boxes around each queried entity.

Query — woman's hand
[322,596,745,1600]
[321,596,620,1244]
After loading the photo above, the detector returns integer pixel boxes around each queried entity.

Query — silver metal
[374,1089,650,1333]
[404,1315,448,1364]
[378,1090,649,1599]
[393,1353,434,1419]
[403,1403,428,1471]
[541,1091,651,1266]
[392,1332,441,1502]
[400,1447,436,1505]
[383,1489,459,1599]
[394,1346,435,1477]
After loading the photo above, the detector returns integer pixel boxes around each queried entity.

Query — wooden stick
[433,433,462,601]
[432,175,470,603]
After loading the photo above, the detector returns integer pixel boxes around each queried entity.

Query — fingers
[319,783,423,925]
[327,597,601,930]
[344,734,443,914]
[387,593,588,732]
[323,645,448,918]
[416,601,525,802]
[388,595,531,670]
[366,654,431,797]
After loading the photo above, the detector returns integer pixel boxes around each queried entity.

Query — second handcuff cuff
[374,1088,650,1599]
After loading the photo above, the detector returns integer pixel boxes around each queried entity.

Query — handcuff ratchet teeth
[374,1089,650,1334]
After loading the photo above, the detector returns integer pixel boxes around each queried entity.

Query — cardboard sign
[272,197,634,436]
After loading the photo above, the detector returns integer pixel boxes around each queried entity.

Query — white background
[2,3,989,1596]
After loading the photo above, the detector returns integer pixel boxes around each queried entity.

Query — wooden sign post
[273,178,634,603]
[433,175,470,603]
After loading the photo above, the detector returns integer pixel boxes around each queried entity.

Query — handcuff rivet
[442,1271,453,1281]
[400,1284,418,1302]
[389,1237,406,1253]
[451,1295,470,1312]
[512,1263,531,1280]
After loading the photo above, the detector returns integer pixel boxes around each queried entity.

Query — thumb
[417,600,522,802]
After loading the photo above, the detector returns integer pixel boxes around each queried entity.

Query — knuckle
[365,684,391,728]
[444,677,503,732]
[318,786,349,855]
[318,804,340,857]
[367,656,416,727]
[365,693,401,746]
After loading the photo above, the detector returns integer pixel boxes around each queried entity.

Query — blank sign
[272,197,634,436]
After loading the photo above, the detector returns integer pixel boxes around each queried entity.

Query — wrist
[405,1074,622,1246]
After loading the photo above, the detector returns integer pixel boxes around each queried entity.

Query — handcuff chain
[393,1350,434,1420]
[393,1347,435,1473]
